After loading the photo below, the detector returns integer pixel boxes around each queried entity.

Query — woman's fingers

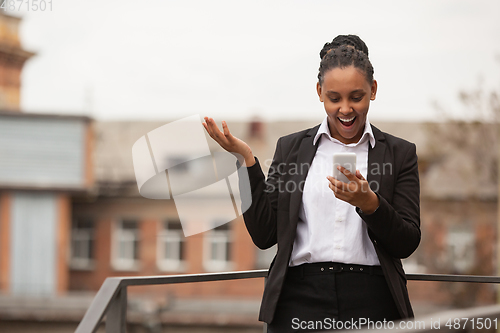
[203,117,215,138]
[222,121,230,137]
[327,176,346,192]
[222,121,237,143]
[355,170,365,180]
[204,117,226,144]
[337,166,358,183]
[202,121,213,139]
[327,173,375,209]
[209,118,226,140]
[203,117,239,151]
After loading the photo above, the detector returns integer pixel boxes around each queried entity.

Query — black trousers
[267,262,401,332]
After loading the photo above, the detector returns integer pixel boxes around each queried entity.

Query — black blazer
[239,123,421,324]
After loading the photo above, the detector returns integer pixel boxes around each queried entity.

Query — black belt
[287,262,384,277]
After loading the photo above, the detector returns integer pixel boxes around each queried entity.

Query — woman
[203,35,420,332]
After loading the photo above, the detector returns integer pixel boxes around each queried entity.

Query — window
[157,219,186,271]
[447,227,475,273]
[113,219,139,270]
[70,218,95,270]
[203,223,232,272]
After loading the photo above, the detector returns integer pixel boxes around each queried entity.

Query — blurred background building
[0,9,498,333]
[0,11,33,110]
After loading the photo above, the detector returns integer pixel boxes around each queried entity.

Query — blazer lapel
[289,126,320,228]
[367,124,387,192]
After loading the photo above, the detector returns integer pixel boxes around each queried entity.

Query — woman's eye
[352,96,363,102]
[329,98,340,103]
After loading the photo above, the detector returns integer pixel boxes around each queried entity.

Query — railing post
[263,276,268,333]
[106,285,127,333]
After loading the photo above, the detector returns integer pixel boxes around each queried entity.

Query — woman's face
[316,66,377,144]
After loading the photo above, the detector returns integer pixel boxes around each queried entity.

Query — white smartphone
[333,153,357,183]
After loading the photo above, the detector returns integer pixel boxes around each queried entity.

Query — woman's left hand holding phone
[327,166,379,214]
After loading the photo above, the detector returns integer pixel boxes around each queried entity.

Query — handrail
[75,269,268,333]
[75,271,500,333]
[407,273,500,283]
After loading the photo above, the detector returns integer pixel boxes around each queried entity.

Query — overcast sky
[16,0,500,122]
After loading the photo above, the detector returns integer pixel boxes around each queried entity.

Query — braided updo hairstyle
[318,35,374,85]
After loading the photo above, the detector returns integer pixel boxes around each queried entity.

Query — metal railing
[75,271,500,333]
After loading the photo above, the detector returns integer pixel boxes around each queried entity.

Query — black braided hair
[319,35,369,59]
[318,35,374,85]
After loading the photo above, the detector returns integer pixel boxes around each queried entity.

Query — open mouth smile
[338,116,356,127]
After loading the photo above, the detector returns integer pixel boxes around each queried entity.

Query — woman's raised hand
[203,117,256,167]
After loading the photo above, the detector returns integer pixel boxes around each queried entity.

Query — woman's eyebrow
[326,89,366,94]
